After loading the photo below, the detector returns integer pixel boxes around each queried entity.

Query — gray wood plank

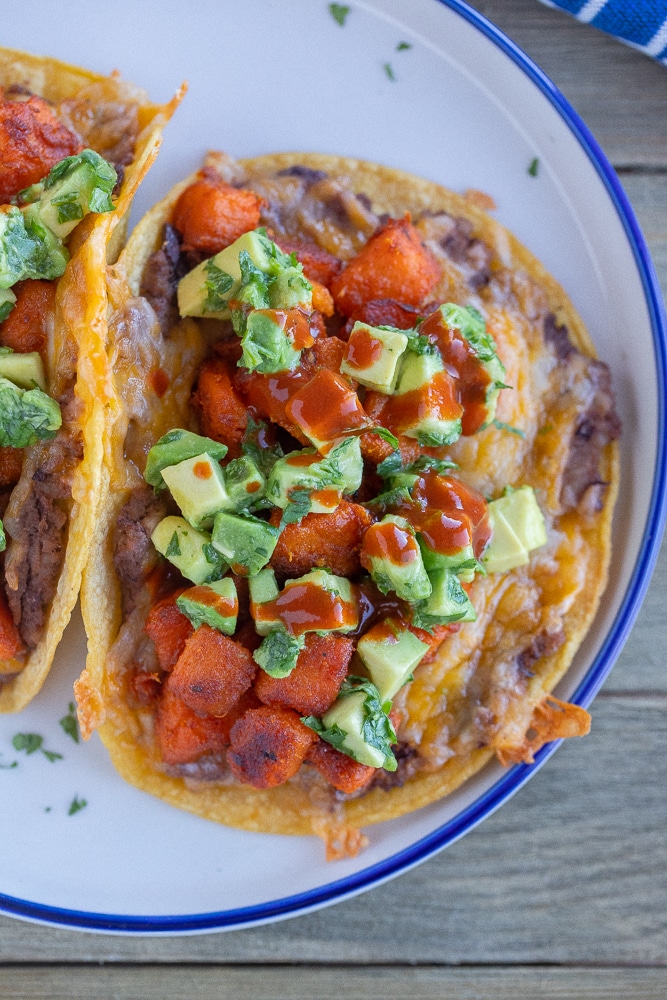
[0,965,665,1000]
[473,0,667,168]
[0,696,663,964]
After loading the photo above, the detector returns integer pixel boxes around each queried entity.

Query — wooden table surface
[2,1,666,997]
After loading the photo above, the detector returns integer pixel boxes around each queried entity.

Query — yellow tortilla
[0,49,182,711]
[77,152,619,855]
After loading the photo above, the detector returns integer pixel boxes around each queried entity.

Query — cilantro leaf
[241,415,284,478]
[397,41,412,51]
[528,157,539,177]
[280,487,314,527]
[329,3,350,26]
[59,702,80,744]
[204,260,235,312]
[12,733,43,755]
[383,62,396,81]
[68,795,87,816]
[253,629,306,678]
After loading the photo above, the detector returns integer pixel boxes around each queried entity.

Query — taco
[76,151,620,858]
[0,48,180,712]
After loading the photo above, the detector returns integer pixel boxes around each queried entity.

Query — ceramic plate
[1,0,665,933]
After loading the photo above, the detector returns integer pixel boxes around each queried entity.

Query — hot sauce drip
[286,369,371,443]
[361,520,419,567]
[400,471,491,559]
[254,582,358,635]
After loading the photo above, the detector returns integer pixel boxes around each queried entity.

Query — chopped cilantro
[528,157,539,177]
[383,62,396,81]
[280,487,314,527]
[241,415,284,478]
[165,531,181,558]
[59,702,79,744]
[397,41,412,51]
[12,732,62,762]
[204,260,235,312]
[254,629,306,678]
[371,426,400,451]
[68,795,87,816]
[329,3,350,26]
[489,419,525,438]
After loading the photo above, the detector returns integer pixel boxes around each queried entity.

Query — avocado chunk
[361,514,432,602]
[250,568,359,637]
[418,532,477,580]
[267,437,363,522]
[483,486,547,573]
[253,629,306,678]
[211,511,281,576]
[151,515,227,584]
[144,429,228,491]
[0,376,61,448]
[176,577,239,635]
[0,350,46,391]
[412,568,477,630]
[340,322,409,393]
[0,288,16,323]
[303,676,397,770]
[392,348,462,447]
[437,303,506,427]
[177,228,311,321]
[248,567,280,631]
[160,452,231,529]
[223,454,266,511]
[357,621,430,701]
[22,149,116,240]
[240,309,301,374]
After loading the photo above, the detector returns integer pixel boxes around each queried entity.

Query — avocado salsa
[111,158,560,804]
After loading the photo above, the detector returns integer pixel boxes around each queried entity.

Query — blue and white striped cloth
[538,0,667,63]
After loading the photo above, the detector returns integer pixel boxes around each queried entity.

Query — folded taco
[0,48,180,712]
[76,151,620,857]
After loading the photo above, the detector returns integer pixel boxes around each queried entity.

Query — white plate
[1,0,665,933]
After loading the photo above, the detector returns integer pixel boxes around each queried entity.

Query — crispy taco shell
[0,49,182,711]
[77,153,619,853]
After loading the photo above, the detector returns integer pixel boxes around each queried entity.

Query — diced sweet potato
[172,177,264,255]
[216,687,263,745]
[167,625,256,717]
[343,298,422,337]
[269,500,373,579]
[307,738,375,794]
[0,446,23,488]
[191,357,248,458]
[254,633,353,716]
[155,685,229,765]
[0,96,83,203]
[227,705,316,788]
[330,216,441,317]
[274,235,343,287]
[311,280,334,317]
[0,590,23,660]
[144,590,193,671]
[0,279,56,358]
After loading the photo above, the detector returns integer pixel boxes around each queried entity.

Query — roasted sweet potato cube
[0,590,22,660]
[269,500,373,579]
[167,625,256,717]
[216,687,263,745]
[343,298,423,336]
[228,705,317,788]
[155,685,230,765]
[144,590,193,671]
[307,738,376,795]
[191,357,248,458]
[0,279,56,358]
[0,96,83,203]
[274,236,343,287]
[172,177,264,256]
[254,633,353,716]
[330,216,441,317]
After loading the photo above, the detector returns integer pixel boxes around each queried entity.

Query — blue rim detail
[3,0,665,933]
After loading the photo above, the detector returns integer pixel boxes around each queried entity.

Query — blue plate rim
[2,0,665,934]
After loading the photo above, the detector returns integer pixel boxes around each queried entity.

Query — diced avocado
[418,533,477,578]
[295,568,356,608]
[325,436,363,494]
[362,514,432,602]
[392,348,462,447]
[211,511,281,576]
[412,568,477,630]
[251,569,359,637]
[340,322,409,393]
[161,452,231,529]
[303,676,397,770]
[0,377,61,448]
[248,567,280,633]
[483,486,547,573]
[151,515,227,584]
[357,621,429,701]
[0,350,46,391]
[223,454,266,511]
[437,303,506,426]
[144,429,228,491]
[176,577,239,634]
[177,229,275,320]
[25,149,116,240]
[267,437,363,523]
[268,266,312,310]
[253,629,306,678]
[240,309,300,374]
[0,288,16,322]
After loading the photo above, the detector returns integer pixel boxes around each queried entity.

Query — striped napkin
[538,0,667,63]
